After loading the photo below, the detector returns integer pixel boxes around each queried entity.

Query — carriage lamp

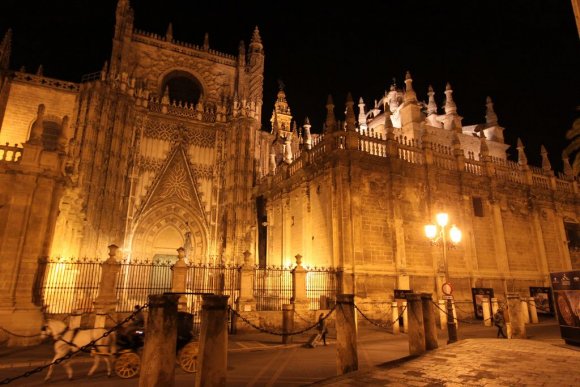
[425,212,461,343]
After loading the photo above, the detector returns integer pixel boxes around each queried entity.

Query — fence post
[196,295,229,387]
[421,293,438,350]
[94,244,121,328]
[291,254,309,310]
[528,297,539,324]
[335,294,358,375]
[391,301,400,334]
[506,293,526,339]
[407,294,426,356]
[238,251,256,312]
[282,303,294,344]
[172,247,188,312]
[139,294,179,387]
[482,298,492,327]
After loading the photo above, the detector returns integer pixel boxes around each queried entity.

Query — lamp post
[425,212,462,344]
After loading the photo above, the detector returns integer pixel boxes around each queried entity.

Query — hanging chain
[354,304,407,329]
[0,303,149,385]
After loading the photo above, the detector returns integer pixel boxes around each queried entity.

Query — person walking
[317,313,328,346]
[493,308,507,338]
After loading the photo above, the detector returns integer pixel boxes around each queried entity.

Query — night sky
[1,0,578,171]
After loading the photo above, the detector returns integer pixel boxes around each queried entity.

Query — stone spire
[358,97,367,130]
[250,26,262,51]
[0,28,12,70]
[166,23,173,42]
[403,71,417,103]
[563,152,573,176]
[303,117,312,150]
[485,96,498,126]
[36,64,43,76]
[427,85,437,116]
[29,104,45,144]
[444,82,457,114]
[540,145,552,172]
[325,94,337,133]
[270,82,292,134]
[479,130,489,156]
[345,92,356,132]
[384,105,394,138]
[283,133,293,163]
[201,32,209,50]
[516,138,528,166]
[238,40,245,64]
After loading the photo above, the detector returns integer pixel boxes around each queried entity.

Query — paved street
[1,317,578,386]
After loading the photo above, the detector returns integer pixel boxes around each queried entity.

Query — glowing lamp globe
[449,225,462,244]
[424,224,437,239]
[436,213,449,227]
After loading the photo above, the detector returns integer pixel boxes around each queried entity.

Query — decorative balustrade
[556,179,574,193]
[532,174,551,190]
[14,72,79,92]
[148,100,217,122]
[464,158,483,175]
[432,143,456,170]
[0,143,23,163]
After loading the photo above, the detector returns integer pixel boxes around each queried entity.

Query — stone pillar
[407,294,426,355]
[291,254,309,310]
[139,294,179,387]
[238,251,256,312]
[94,244,121,328]
[402,301,409,333]
[335,294,358,375]
[446,298,458,344]
[282,303,294,344]
[438,299,447,330]
[391,302,400,334]
[528,297,539,324]
[506,293,526,339]
[482,298,492,327]
[196,295,229,387]
[421,293,438,350]
[491,298,499,315]
[172,247,188,312]
[521,298,530,324]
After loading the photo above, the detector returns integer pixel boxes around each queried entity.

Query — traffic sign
[442,282,453,296]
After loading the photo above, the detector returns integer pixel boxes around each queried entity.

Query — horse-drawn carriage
[114,311,199,378]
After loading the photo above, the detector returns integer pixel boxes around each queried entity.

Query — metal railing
[306,268,340,310]
[253,266,293,311]
[33,257,103,314]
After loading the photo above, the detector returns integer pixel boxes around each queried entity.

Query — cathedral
[0,0,578,337]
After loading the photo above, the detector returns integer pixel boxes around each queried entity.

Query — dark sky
[1,0,579,170]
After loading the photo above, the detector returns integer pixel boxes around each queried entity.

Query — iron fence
[306,268,341,310]
[184,262,241,335]
[254,266,293,311]
[33,257,103,314]
[115,259,174,312]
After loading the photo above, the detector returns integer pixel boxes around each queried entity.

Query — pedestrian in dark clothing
[493,308,507,338]
[317,313,327,345]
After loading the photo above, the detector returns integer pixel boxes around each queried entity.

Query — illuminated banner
[529,286,553,315]
[550,270,580,346]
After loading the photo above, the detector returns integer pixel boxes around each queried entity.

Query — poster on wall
[529,286,553,315]
[471,288,494,320]
[551,271,580,346]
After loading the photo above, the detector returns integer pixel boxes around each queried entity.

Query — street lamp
[425,212,462,344]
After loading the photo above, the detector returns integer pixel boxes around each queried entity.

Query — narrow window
[472,197,484,217]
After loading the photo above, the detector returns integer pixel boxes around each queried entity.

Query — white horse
[41,319,116,381]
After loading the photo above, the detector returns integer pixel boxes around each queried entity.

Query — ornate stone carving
[143,118,216,148]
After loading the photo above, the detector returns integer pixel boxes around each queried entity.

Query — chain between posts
[0,327,43,338]
[0,303,150,385]
[230,305,336,337]
[430,300,493,324]
[354,304,407,329]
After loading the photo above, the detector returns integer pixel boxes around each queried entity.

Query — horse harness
[51,326,96,353]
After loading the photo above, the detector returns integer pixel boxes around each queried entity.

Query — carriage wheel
[178,341,199,373]
[115,352,140,379]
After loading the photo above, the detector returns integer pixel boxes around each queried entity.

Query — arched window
[161,71,203,105]
[40,120,61,151]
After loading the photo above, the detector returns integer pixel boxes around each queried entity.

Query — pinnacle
[428,85,434,93]
[517,137,524,148]
[346,92,354,104]
[304,116,310,125]
[252,26,261,43]
[486,96,493,104]
[405,70,412,80]
[446,82,452,91]
[326,94,334,106]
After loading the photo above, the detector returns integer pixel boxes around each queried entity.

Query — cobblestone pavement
[318,338,580,386]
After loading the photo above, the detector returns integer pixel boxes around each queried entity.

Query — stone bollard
[282,304,294,344]
[506,293,526,339]
[195,295,229,387]
[139,294,179,387]
[391,302,400,334]
[482,298,492,327]
[491,297,499,316]
[421,293,438,350]
[528,297,539,324]
[406,294,426,356]
[238,251,256,312]
[438,299,447,330]
[335,294,358,375]
[402,301,409,333]
[521,298,530,324]
[292,254,309,310]
[94,244,121,328]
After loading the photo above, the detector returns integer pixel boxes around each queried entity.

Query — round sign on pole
[442,282,453,296]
